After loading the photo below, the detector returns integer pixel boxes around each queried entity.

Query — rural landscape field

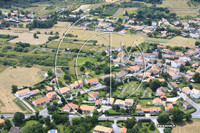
[0,0,200,132]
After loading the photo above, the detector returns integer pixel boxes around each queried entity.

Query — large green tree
[172,108,184,122]
[13,112,25,126]
[124,117,137,129]
[157,113,170,124]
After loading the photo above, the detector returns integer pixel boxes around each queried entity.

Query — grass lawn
[57,124,66,133]
[108,109,121,115]
[0,129,8,133]
[138,99,152,108]
[191,83,200,90]
[20,120,39,130]
[139,122,158,133]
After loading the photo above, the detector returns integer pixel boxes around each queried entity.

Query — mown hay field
[72,4,91,12]
[0,67,43,113]
[172,120,200,133]
[165,36,196,48]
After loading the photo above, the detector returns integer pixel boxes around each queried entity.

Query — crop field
[0,67,43,113]
[172,120,200,133]
[146,0,200,17]
[165,36,196,48]
[72,4,91,12]
[67,27,145,47]
[0,30,52,45]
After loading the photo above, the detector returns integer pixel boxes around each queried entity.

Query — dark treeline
[136,5,176,21]
[26,19,55,30]
[0,0,51,8]
[0,34,18,40]
[131,0,163,4]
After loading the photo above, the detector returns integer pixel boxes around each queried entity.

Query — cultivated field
[0,30,52,45]
[165,36,196,48]
[67,26,145,47]
[72,4,91,12]
[172,120,200,133]
[0,67,43,113]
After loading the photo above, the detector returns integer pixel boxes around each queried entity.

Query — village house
[46,91,58,100]
[186,49,200,57]
[183,102,192,109]
[97,18,104,22]
[192,63,199,68]
[182,87,191,95]
[165,103,173,112]
[68,103,79,110]
[119,127,127,133]
[136,105,161,113]
[31,89,41,96]
[169,27,182,30]
[131,25,142,31]
[171,61,181,68]
[95,99,103,106]
[80,105,95,113]
[88,91,99,101]
[169,71,179,80]
[0,118,4,124]
[196,66,200,73]
[175,51,184,57]
[61,104,71,113]
[85,72,90,77]
[161,31,167,36]
[120,29,126,34]
[114,99,125,107]
[162,49,174,55]
[16,89,31,97]
[97,22,111,29]
[146,76,154,82]
[116,70,128,78]
[185,75,192,80]
[100,74,115,81]
[93,125,113,133]
[105,98,115,105]
[156,87,168,96]
[80,21,91,27]
[85,78,99,86]
[70,80,83,89]
[183,22,189,31]
[153,98,162,106]
[126,66,140,73]
[170,82,179,89]
[125,99,134,106]
[27,14,34,19]
[68,14,76,18]
[32,97,51,107]
[172,101,177,106]
[190,88,200,99]
[46,86,53,92]
[59,87,71,95]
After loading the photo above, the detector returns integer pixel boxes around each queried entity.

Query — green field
[13,98,27,111]
[20,120,39,130]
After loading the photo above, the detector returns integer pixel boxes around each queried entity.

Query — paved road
[98,115,164,133]
[178,92,200,118]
